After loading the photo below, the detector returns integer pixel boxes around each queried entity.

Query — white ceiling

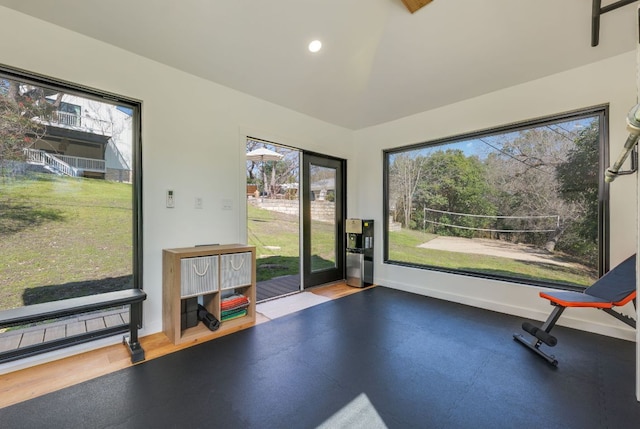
[0,0,638,129]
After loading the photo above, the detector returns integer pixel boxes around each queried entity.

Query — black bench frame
[0,289,147,364]
[513,254,636,366]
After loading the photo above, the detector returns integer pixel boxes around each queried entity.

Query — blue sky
[390,116,596,162]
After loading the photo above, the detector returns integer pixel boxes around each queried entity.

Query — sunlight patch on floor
[256,292,330,320]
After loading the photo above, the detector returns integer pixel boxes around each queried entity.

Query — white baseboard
[378,278,636,342]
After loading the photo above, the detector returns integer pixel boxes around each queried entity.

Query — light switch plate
[166,190,175,208]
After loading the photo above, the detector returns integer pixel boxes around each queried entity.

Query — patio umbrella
[246,147,283,197]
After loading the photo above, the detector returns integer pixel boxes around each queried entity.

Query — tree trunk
[545,227,564,252]
[8,81,19,102]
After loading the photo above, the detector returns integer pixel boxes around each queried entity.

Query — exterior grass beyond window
[384,107,607,289]
[0,173,133,311]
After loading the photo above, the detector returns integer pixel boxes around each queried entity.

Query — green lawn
[247,204,336,282]
[247,204,300,282]
[249,205,596,286]
[0,173,596,312]
[0,173,133,311]
[389,229,596,287]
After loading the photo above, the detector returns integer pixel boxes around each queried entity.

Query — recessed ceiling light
[308,40,322,53]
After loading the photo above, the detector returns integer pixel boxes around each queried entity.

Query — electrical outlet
[166,190,175,208]
[195,197,203,209]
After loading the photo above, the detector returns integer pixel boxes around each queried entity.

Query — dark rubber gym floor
[1,286,639,428]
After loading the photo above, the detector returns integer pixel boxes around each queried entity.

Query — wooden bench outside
[0,289,147,364]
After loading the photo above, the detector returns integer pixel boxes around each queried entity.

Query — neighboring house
[310,178,335,201]
[25,94,132,182]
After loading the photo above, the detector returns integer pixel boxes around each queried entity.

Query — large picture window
[0,66,141,358]
[383,107,608,289]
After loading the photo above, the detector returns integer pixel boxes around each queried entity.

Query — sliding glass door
[247,142,346,299]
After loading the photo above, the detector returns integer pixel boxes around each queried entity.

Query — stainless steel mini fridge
[345,219,373,287]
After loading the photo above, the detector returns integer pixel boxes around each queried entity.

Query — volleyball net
[423,207,559,234]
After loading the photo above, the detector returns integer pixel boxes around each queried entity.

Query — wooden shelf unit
[162,244,256,345]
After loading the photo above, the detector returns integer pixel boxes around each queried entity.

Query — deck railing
[24,148,80,177]
[38,111,114,136]
[51,110,80,127]
[56,154,105,172]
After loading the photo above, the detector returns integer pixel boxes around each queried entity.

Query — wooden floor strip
[86,317,106,332]
[0,335,20,353]
[0,309,130,351]
[43,326,66,342]
[20,331,44,348]
[65,321,86,336]
[104,314,124,327]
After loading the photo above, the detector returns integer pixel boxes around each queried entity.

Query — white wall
[0,7,353,371]
[0,6,637,381]
[354,51,638,342]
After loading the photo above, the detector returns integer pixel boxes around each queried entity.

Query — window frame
[0,63,143,353]
[382,105,609,291]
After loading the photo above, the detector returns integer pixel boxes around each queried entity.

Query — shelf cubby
[162,244,256,345]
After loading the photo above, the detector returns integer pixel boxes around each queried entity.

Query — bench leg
[513,305,565,366]
[539,305,565,333]
[124,302,145,363]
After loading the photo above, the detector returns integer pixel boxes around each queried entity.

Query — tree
[482,126,581,246]
[416,149,496,237]
[245,139,261,183]
[388,151,426,228]
[245,141,298,197]
[266,152,298,196]
[0,79,55,172]
[555,120,599,266]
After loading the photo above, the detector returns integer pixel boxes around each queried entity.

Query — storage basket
[220,252,252,290]
[180,255,219,297]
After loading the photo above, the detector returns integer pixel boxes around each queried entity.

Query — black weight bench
[514,254,636,366]
[0,289,147,364]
